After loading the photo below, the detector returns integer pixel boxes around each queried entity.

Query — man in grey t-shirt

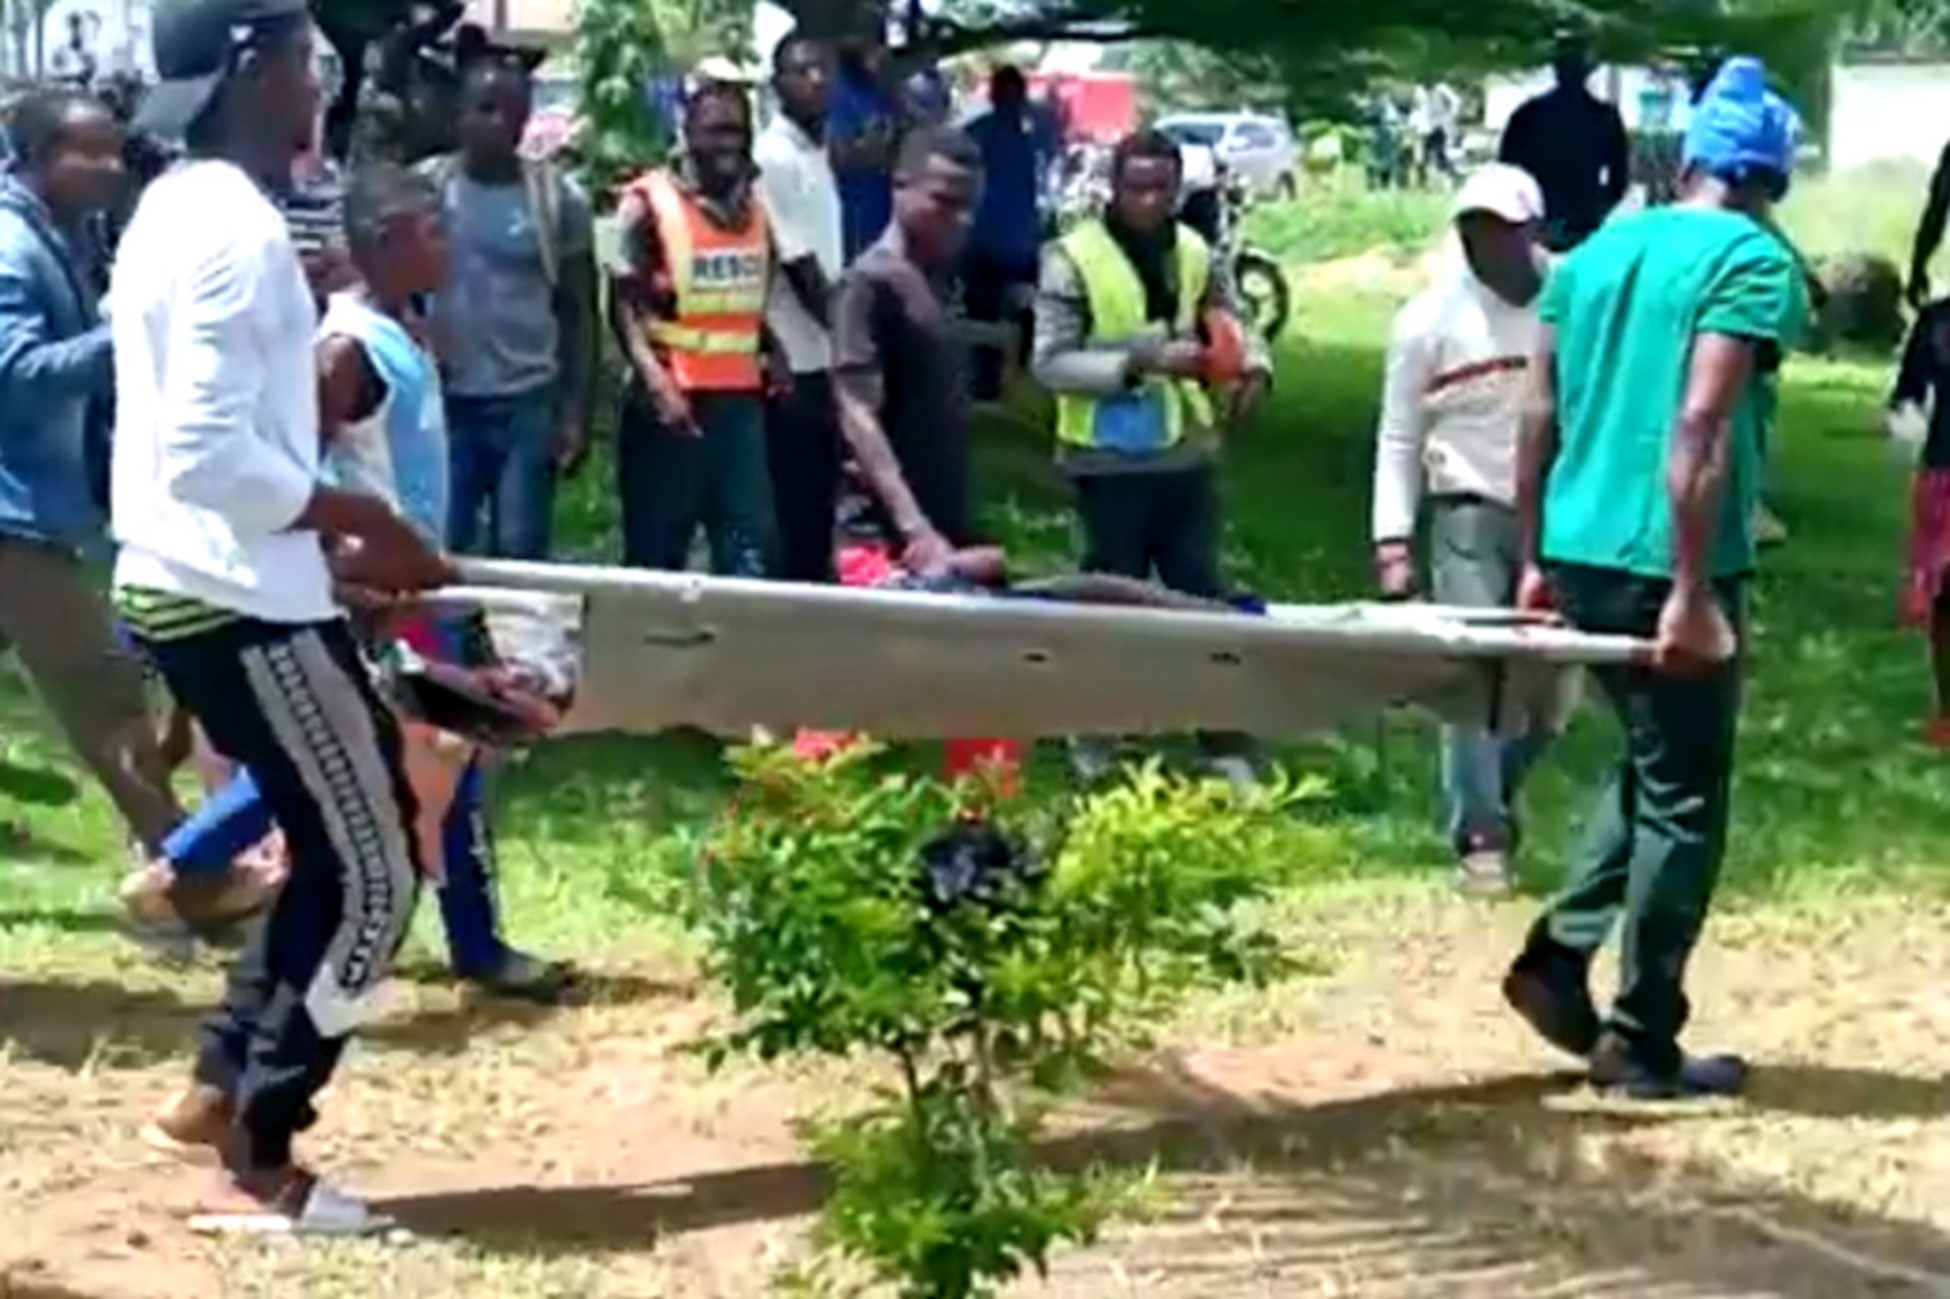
[425,54,596,560]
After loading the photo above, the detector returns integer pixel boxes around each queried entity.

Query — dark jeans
[142,617,420,1172]
[765,372,843,584]
[964,251,1036,403]
[1540,563,1745,1069]
[1074,465,1249,759]
[1074,465,1224,599]
[618,386,777,577]
[447,384,558,560]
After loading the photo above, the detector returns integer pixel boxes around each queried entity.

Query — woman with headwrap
[1503,57,1809,1101]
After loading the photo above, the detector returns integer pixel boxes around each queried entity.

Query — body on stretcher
[426,560,1638,749]
[794,541,1027,796]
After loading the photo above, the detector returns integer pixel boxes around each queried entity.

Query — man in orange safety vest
[611,78,784,577]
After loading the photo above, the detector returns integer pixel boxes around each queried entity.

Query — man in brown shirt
[832,127,986,572]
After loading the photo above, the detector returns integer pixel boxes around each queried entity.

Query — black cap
[135,0,310,141]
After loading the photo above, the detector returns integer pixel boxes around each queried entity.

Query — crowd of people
[0,0,1277,1234]
[0,0,1926,1244]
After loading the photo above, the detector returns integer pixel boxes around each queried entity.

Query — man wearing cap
[114,0,449,1234]
[1503,57,1807,1100]
[1371,163,1552,894]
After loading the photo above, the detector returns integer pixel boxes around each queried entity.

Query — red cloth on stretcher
[792,544,1025,798]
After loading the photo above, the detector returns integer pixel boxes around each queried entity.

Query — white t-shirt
[110,159,335,624]
[754,113,843,375]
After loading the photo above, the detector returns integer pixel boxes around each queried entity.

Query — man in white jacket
[1371,164,1552,892]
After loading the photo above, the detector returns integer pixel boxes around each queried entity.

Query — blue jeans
[1428,498,1552,853]
[447,384,558,560]
[163,761,510,978]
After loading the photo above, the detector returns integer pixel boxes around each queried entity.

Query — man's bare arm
[1669,333,1756,592]
[779,255,833,328]
[553,244,598,443]
[835,366,933,540]
[1514,326,1559,568]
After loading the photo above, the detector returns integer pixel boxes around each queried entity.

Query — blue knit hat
[1682,56,1799,198]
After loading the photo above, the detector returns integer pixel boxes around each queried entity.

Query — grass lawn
[8,173,1950,1297]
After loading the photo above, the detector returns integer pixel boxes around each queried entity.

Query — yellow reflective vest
[1054,219,1216,452]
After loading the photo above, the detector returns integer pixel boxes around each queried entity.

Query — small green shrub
[689,744,1331,1298]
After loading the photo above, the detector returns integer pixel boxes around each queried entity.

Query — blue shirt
[422,161,592,398]
[321,294,449,543]
[966,109,1046,270]
[0,177,111,549]
[831,64,898,263]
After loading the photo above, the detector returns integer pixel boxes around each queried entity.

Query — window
[1232,123,1277,151]
[1159,120,1226,148]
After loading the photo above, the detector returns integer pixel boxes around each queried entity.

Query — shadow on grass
[0,966,691,1069]
[0,761,77,808]
[379,1064,1950,1294]
[0,906,122,936]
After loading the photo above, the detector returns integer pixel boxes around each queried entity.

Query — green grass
[1248,163,1936,272]
[6,178,1950,1299]
[0,178,1941,976]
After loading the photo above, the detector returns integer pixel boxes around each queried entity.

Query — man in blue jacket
[0,88,207,881]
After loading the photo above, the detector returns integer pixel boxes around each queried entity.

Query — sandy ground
[6,887,1950,1298]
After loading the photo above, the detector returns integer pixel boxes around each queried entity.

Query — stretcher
[430,559,1648,744]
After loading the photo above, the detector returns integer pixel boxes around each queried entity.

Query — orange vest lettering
[633,171,770,393]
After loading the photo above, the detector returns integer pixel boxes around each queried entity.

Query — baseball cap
[1452,164,1545,225]
[136,0,311,142]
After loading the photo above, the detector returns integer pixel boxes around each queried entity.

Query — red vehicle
[1029,70,1137,145]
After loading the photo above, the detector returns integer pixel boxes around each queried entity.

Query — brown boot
[140,1084,233,1165]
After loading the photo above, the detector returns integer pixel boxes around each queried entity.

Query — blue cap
[1682,56,1798,197]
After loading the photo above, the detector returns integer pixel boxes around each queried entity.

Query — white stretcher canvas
[442,560,1646,743]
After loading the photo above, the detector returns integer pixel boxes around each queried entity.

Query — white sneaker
[1206,755,1261,794]
[1456,847,1513,895]
[189,1171,399,1238]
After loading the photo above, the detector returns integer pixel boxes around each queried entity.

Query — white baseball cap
[1452,164,1546,225]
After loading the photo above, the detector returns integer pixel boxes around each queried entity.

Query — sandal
[189,1168,397,1238]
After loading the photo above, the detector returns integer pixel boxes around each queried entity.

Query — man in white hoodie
[1371,164,1551,892]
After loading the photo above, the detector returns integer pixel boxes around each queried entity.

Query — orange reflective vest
[631,170,770,393]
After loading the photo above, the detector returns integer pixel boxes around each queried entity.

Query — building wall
[465,0,576,43]
[1829,61,1950,171]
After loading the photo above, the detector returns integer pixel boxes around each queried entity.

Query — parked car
[1155,112,1300,200]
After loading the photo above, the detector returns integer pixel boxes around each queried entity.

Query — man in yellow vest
[1032,128,1273,785]
[611,78,783,577]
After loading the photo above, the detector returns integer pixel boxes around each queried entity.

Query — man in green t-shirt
[1503,56,1807,1101]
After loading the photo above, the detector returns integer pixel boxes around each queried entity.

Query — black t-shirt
[832,235,977,546]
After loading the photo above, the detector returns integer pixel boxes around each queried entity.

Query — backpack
[425,152,563,289]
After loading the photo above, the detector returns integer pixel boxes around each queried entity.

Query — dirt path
[8,887,1950,1298]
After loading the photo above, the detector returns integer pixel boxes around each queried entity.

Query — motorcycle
[1178,162,1290,343]
[1197,168,1291,344]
